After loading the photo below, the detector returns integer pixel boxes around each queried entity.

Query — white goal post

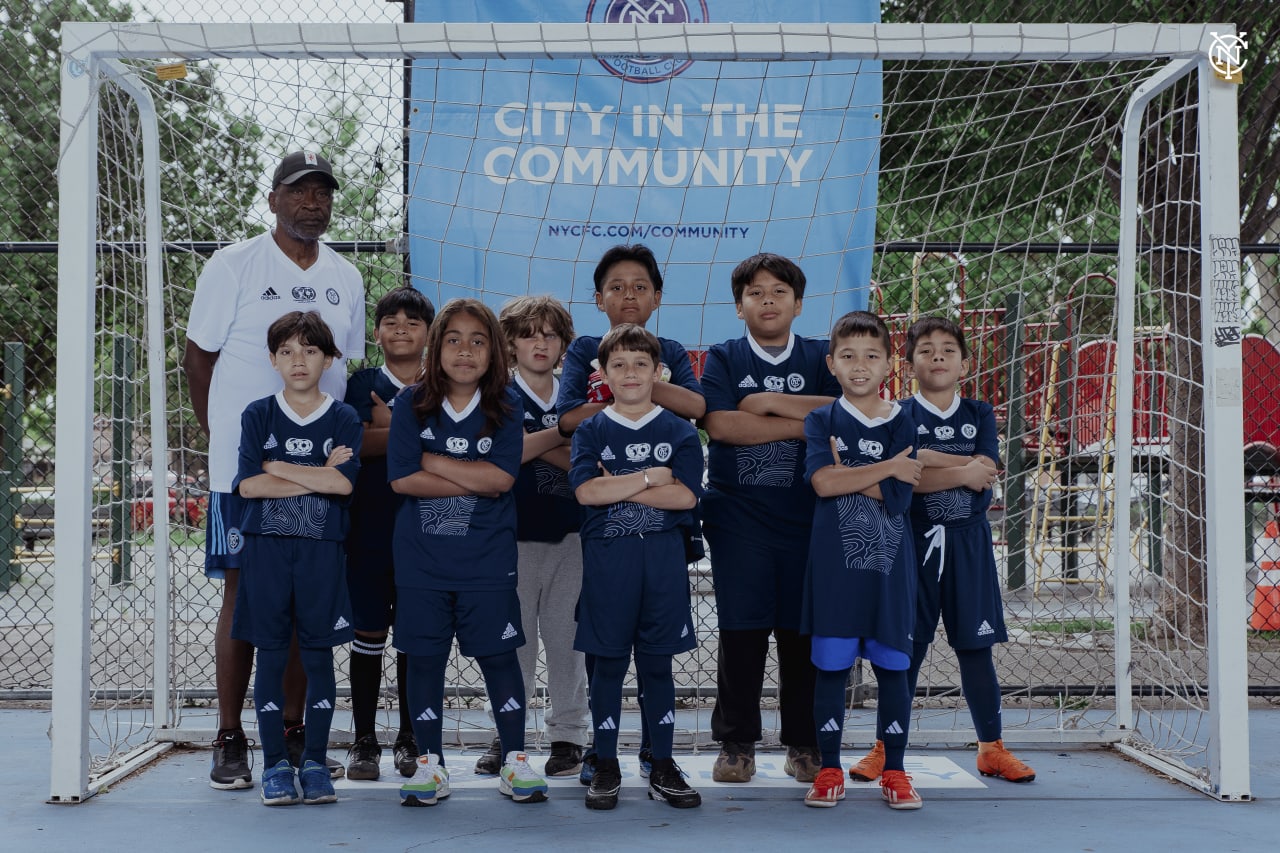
[54,21,1249,803]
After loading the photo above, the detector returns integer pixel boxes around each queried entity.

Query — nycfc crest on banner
[587,0,710,83]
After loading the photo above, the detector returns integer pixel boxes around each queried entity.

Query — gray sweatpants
[515,534,589,746]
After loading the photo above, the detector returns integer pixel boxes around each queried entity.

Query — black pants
[711,627,817,748]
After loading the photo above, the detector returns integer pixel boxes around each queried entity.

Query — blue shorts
[704,521,808,631]
[203,491,244,579]
[231,535,353,651]
[914,517,1008,649]
[392,587,524,658]
[575,531,697,658]
[345,544,396,633]
[811,636,910,672]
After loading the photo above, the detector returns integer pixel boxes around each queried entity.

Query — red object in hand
[586,369,613,403]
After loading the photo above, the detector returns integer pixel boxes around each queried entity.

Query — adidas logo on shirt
[834,437,849,451]
[977,620,995,636]
[263,433,278,450]
[261,287,280,301]
[738,375,758,389]
[658,711,676,726]
[499,697,522,713]
[597,717,617,731]
[259,701,280,713]
[333,616,350,630]
[417,708,438,722]
[885,720,904,735]
[600,446,615,461]
[501,623,518,640]
[820,718,840,733]
[918,423,930,434]
[312,699,333,710]
[680,624,689,638]
[420,427,435,439]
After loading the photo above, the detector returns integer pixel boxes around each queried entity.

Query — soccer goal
[53,21,1249,802]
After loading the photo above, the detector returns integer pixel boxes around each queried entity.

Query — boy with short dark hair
[233,310,362,806]
[570,323,704,811]
[343,286,435,781]
[700,253,839,784]
[801,310,924,811]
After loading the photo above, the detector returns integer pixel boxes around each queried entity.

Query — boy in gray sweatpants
[474,296,589,777]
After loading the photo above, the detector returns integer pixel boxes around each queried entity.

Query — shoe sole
[209,777,253,791]
[979,769,1036,783]
[499,778,549,803]
[585,794,618,810]
[346,763,380,781]
[544,763,583,778]
[884,797,923,810]
[327,760,345,780]
[261,793,299,806]
[302,792,338,804]
[400,793,440,807]
[647,790,702,808]
[804,794,844,808]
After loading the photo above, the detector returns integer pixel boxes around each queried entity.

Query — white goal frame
[54,21,1249,803]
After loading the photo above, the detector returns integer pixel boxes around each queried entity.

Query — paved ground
[4,707,1277,853]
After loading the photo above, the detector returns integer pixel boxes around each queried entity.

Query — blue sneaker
[299,759,337,804]
[260,759,299,806]
[639,747,653,779]
[578,750,597,786]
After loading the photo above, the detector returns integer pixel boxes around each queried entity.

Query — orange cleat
[848,739,885,782]
[880,769,923,810]
[976,740,1036,782]
[804,767,847,808]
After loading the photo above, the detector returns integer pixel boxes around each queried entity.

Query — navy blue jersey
[556,334,701,417]
[343,366,409,556]
[386,386,523,591]
[510,374,580,542]
[569,406,704,541]
[233,393,362,541]
[900,393,999,528]
[701,333,840,537]
[801,398,918,652]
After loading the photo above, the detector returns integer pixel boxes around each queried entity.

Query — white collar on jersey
[602,403,665,430]
[838,395,901,427]
[747,331,796,365]
[443,388,481,423]
[379,364,409,391]
[912,391,961,419]
[274,391,335,426]
[513,371,558,411]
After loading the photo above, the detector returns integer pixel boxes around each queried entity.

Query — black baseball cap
[271,151,339,189]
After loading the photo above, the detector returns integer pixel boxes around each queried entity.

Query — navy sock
[873,664,911,772]
[634,653,675,760]
[812,667,850,769]
[406,652,449,761]
[254,646,289,768]
[300,646,336,766]
[477,651,527,757]
[349,634,386,739]
[589,655,629,760]
[957,646,1003,742]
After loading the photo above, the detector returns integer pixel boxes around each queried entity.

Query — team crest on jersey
[291,286,316,303]
[323,438,333,457]
[477,437,493,454]
[326,288,340,306]
[226,527,244,555]
[763,375,785,392]
[263,433,278,450]
[586,0,709,83]
[285,437,313,456]
[420,427,434,439]
[935,425,955,441]
[962,423,978,439]
[626,443,651,462]
[542,413,559,429]
[858,437,884,458]
[654,442,673,462]
[600,446,616,461]
[787,373,805,392]
[446,436,469,454]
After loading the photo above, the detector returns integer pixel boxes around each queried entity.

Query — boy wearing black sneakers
[342,287,435,780]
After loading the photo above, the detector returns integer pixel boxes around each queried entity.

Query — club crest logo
[625,442,652,462]
[961,423,978,439]
[654,442,673,462]
[477,437,493,454]
[285,437,313,456]
[934,425,955,441]
[586,0,709,84]
[227,527,244,555]
[857,437,884,459]
[787,373,805,392]
[323,438,334,457]
[291,286,316,303]
[446,437,469,454]
[764,375,785,392]
[542,413,559,429]
[326,288,340,306]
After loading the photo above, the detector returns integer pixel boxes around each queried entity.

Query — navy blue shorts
[203,490,244,579]
[575,531,697,658]
[231,535,353,650]
[914,517,1008,649]
[392,587,525,658]
[703,522,808,632]
[345,545,396,633]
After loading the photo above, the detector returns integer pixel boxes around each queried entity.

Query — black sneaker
[473,737,503,776]
[346,733,381,781]
[393,730,420,778]
[647,757,701,809]
[585,757,622,810]
[544,741,584,777]
[284,723,345,780]
[210,728,254,790]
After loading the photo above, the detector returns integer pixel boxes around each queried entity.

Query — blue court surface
[4,707,1278,852]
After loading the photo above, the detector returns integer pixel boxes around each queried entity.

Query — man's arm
[702,409,805,445]
[650,381,706,420]
[182,340,219,435]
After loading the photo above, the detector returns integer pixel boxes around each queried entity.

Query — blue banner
[408,1,880,348]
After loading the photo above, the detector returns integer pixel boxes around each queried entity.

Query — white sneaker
[399,754,451,807]
[499,751,549,803]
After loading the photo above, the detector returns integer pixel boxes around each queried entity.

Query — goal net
[52,21,1249,802]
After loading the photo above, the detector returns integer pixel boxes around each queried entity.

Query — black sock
[350,635,386,739]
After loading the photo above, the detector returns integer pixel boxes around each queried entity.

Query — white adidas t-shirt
[186,230,365,492]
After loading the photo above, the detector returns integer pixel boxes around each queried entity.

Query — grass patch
[1024,619,1113,634]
